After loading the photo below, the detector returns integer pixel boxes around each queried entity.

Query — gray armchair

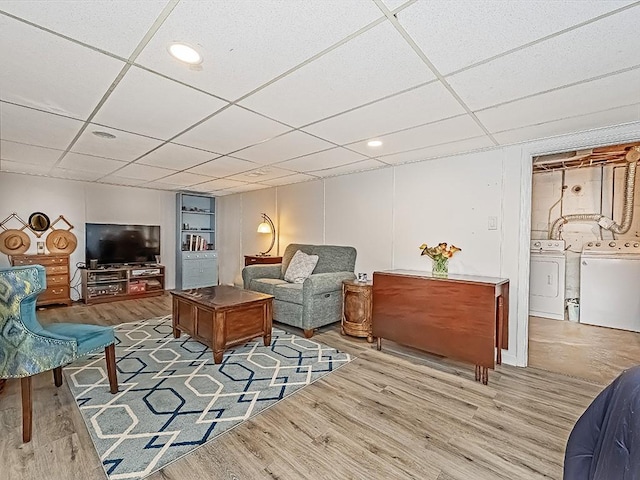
[242,244,356,338]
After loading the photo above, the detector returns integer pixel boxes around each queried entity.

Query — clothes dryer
[530,240,566,320]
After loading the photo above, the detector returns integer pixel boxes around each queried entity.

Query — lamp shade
[257,213,276,255]
[257,222,271,233]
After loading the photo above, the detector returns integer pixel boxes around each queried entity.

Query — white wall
[218,120,640,368]
[0,173,177,296]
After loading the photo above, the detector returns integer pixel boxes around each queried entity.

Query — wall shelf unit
[176,192,218,289]
[81,265,165,304]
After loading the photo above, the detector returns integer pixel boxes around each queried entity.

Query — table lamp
[257,213,275,256]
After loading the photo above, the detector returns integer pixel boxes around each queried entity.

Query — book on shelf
[185,233,208,251]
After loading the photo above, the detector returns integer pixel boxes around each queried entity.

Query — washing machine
[529,240,566,320]
[580,240,640,332]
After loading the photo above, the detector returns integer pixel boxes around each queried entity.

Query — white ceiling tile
[93,66,228,140]
[375,136,495,165]
[173,106,292,154]
[192,178,249,191]
[113,163,175,181]
[493,104,640,145]
[476,68,640,133]
[0,159,50,175]
[49,167,103,182]
[0,140,62,166]
[0,0,168,58]
[348,115,487,156]
[274,147,368,173]
[0,103,83,150]
[240,22,435,126]
[309,159,388,178]
[398,0,633,75]
[0,16,125,118]
[186,156,258,177]
[226,166,298,183]
[233,131,334,165]
[98,175,147,187]
[137,143,218,170]
[302,82,465,145]
[447,8,640,110]
[142,181,184,191]
[380,0,413,11]
[71,126,163,161]
[224,183,270,193]
[57,152,127,174]
[159,171,212,187]
[259,173,318,186]
[135,0,383,100]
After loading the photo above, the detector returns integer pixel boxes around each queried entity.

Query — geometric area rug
[64,315,352,480]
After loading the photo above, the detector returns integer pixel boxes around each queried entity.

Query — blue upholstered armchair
[0,265,118,442]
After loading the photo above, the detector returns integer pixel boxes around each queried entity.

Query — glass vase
[432,256,449,277]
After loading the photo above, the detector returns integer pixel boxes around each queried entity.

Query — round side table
[341,279,374,343]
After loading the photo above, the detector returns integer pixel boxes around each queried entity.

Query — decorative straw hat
[0,229,31,255]
[46,230,77,254]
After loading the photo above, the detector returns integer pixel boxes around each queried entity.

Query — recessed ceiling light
[168,42,203,65]
[92,131,116,139]
[367,140,383,147]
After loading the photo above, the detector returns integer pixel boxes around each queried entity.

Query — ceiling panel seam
[443,1,640,79]
[47,0,181,172]
[371,0,498,146]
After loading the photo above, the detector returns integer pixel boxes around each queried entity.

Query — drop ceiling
[1,0,639,196]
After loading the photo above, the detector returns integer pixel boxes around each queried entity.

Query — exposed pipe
[550,147,640,240]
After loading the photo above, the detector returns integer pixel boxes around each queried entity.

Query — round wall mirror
[28,212,51,232]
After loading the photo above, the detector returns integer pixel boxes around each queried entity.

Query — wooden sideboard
[372,270,509,384]
[10,254,72,307]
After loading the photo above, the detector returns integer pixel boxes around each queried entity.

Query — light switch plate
[488,216,498,230]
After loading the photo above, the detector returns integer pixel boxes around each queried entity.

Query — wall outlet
[488,216,498,230]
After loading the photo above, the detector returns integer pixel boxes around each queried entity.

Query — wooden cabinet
[244,255,282,266]
[81,265,165,304]
[341,280,373,342]
[10,254,72,306]
[176,193,217,289]
[372,270,509,385]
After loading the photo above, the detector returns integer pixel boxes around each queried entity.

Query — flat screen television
[86,223,160,266]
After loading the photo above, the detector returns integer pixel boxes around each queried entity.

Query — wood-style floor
[1,295,607,480]
[529,316,640,385]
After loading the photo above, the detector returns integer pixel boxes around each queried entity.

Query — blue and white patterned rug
[64,316,352,480]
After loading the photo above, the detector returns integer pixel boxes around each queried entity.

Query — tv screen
[86,223,160,266]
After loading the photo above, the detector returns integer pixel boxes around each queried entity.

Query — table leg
[264,333,271,347]
[213,312,225,364]
[497,295,504,365]
[376,337,382,351]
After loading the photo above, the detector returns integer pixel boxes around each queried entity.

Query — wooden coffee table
[171,285,273,364]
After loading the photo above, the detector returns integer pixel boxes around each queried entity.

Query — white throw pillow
[284,250,319,284]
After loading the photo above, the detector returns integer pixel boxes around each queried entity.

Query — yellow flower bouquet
[419,242,461,276]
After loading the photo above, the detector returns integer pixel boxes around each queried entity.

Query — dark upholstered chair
[0,265,118,442]
[242,244,356,337]
[564,366,640,479]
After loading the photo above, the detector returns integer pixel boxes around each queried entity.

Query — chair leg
[21,377,32,443]
[53,367,63,387]
[105,344,118,394]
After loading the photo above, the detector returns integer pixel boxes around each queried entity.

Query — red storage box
[129,281,146,293]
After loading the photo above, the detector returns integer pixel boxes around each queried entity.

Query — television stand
[81,265,165,305]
